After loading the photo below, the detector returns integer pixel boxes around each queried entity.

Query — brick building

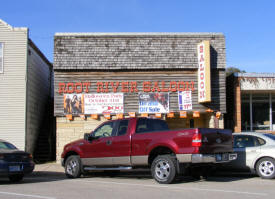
[54,33,227,160]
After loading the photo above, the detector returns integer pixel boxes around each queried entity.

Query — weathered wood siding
[54,33,226,70]
[26,40,53,154]
[54,70,226,116]
[0,20,28,150]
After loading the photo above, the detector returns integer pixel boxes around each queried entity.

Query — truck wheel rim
[259,160,274,177]
[155,160,170,181]
[66,159,77,175]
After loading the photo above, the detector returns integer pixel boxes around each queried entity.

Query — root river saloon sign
[59,80,195,115]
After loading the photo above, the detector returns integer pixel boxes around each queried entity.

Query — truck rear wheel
[151,155,177,184]
[65,155,82,178]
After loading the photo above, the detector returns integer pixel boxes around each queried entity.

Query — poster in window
[84,93,124,114]
[64,94,84,115]
[178,91,192,110]
[139,93,169,113]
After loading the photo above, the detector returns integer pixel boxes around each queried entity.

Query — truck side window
[136,118,169,133]
[117,120,129,136]
[93,122,114,137]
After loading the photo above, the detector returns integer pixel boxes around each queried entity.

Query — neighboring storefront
[54,33,227,160]
[226,73,275,133]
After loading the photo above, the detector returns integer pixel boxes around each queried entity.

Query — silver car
[226,132,275,179]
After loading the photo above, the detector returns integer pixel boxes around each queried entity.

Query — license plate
[216,154,229,162]
[216,154,222,161]
[9,165,21,172]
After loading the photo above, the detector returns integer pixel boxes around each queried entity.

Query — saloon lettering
[58,81,195,94]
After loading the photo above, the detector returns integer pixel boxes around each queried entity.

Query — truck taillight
[192,133,202,147]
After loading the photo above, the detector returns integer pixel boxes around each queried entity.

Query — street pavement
[0,163,274,199]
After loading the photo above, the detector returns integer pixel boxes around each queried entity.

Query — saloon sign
[197,41,211,103]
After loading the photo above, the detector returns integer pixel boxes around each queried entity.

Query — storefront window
[252,102,269,130]
[241,93,271,131]
[241,102,250,131]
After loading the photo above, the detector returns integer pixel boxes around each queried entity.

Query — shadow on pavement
[0,169,258,185]
[0,171,68,185]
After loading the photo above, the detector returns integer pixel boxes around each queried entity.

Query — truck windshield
[136,118,169,133]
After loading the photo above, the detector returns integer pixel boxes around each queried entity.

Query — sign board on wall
[64,94,84,114]
[139,93,169,113]
[197,41,211,103]
[178,91,192,110]
[64,93,124,115]
[84,93,124,114]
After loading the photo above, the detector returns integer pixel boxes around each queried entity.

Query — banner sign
[84,93,124,114]
[178,91,192,110]
[64,94,84,114]
[197,40,211,103]
[139,93,169,113]
[64,93,124,115]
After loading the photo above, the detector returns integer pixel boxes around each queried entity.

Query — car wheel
[256,157,275,179]
[65,155,82,178]
[9,174,24,182]
[151,155,177,184]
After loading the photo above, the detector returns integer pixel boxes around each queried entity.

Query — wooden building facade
[54,33,227,160]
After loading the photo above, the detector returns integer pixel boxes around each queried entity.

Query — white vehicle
[225,132,275,179]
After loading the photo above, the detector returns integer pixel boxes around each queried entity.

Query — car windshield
[0,141,17,149]
[264,134,275,141]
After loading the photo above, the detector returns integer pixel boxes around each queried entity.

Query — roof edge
[55,32,224,37]
[234,72,275,78]
[0,19,28,31]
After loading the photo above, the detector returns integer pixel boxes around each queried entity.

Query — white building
[0,19,53,159]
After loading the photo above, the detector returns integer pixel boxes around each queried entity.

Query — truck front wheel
[151,155,177,184]
[65,155,82,178]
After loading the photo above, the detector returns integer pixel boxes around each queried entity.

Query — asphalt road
[0,169,274,199]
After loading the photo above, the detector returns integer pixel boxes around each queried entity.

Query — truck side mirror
[84,133,90,141]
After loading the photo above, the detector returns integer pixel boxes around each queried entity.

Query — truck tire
[65,155,82,178]
[151,155,177,184]
[256,157,275,179]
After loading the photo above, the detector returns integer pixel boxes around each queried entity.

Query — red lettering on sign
[67,83,75,93]
[121,82,129,92]
[152,81,161,92]
[96,82,104,93]
[75,82,82,93]
[82,82,91,93]
[200,91,205,99]
[110,82,120,92]
[130,82,138,92]
[58,83,66,94]
[169,81,177,92]
[178,81,185,91]
[143,81,151,92]
[161,81,169,92]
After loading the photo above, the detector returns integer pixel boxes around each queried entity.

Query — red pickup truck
[61,117,236,183]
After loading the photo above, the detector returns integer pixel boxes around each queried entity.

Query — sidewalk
[34,162,64,173]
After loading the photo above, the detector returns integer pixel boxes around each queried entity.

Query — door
[82,121,116,166]
[111,119,131,165]
[231,135,262,170]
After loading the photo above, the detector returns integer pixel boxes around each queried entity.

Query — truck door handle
[106,140,112,146]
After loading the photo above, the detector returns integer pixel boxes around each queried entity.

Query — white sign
[139,93,169,113]
[197,41,211,103]
[84,93,124,114]
[178,91,192,110]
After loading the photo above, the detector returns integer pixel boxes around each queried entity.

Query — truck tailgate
[199,128,233,154]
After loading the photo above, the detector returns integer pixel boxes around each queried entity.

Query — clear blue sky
[1,0,275,72]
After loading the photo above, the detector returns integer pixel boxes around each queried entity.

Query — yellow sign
[197,41,211,103]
